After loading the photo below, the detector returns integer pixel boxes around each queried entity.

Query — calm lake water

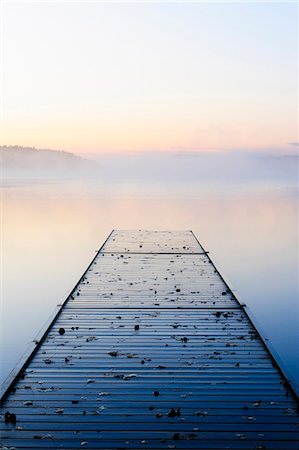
[1,152,298,392]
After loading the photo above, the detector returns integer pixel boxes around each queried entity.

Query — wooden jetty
[1,230,298,449]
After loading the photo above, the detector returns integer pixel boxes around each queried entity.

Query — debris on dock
[1,230,298,449]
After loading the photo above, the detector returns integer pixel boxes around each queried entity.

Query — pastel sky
[2,1,298,153]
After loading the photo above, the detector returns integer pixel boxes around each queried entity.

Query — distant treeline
[1,145,297,183]
[0,146,98,178]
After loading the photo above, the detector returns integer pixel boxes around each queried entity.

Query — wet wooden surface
[1,230,298,449]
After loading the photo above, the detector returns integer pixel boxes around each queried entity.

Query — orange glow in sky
[2,2,297,153]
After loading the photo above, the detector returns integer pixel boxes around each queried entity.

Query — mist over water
[1,151,298,391]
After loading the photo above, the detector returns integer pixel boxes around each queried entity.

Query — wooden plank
[1,230,298,450]
[101,230,205,253]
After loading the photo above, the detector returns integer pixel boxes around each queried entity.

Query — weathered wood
[1,230,298,449]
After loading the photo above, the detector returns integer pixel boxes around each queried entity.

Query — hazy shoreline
[1,146,298,185]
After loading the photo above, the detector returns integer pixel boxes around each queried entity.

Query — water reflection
[1,175,298,390]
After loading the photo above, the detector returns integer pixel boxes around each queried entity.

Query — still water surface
[1,157,298,391]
